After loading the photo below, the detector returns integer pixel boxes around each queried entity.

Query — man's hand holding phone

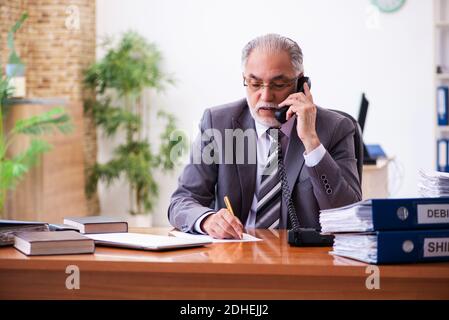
[279,82,320,153]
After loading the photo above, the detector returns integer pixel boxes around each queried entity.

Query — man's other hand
[201,209,244,239]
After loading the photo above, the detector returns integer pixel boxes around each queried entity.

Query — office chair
[328,109,364,184]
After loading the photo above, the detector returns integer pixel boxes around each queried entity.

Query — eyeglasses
[243,76,298,92]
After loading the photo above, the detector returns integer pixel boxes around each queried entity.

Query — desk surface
[1,228,449,299]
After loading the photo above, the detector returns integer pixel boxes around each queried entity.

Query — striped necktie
[255,128,282,229]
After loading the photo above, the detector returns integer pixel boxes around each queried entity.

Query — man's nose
[260,86,275,102]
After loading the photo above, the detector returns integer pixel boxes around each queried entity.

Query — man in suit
[168,34,362,239]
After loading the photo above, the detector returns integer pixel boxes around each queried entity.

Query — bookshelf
[434,0,449,168]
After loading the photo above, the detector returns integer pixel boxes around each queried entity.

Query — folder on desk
[438,86,449,126]
[331,229,449,264]
[320,197,449,233]
[86,232,212,251]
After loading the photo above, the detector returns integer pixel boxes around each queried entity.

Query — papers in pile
[418,169,449,197]
[329,233,378,264]
[319,200,374,234]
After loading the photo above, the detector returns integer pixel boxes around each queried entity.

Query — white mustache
[255,102,279,112]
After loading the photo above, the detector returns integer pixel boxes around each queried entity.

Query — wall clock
[371,0,406,13]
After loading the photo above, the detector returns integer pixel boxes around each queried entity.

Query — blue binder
[370,197,449,231]
[437,86,449,126]
[377,229,449,264]
[437,139,449,172]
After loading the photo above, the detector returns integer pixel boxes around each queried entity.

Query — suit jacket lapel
[233,106,257,224]
[284,118,305,196]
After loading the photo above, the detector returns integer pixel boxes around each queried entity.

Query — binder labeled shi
[330,229,449,264]
[319,197,449,233]
[437,139,449,172]
[437,86,449,126]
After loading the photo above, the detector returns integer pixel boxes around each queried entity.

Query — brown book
[14,231,95,256]
[63,216,128,234]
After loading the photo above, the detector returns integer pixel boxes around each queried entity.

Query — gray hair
[241,34,304,75]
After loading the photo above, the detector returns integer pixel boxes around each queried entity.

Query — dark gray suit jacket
[168,98,362,232]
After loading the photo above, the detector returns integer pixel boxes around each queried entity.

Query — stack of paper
[329,234,378,264]
[418,169,449,197]
[319,200,374,234]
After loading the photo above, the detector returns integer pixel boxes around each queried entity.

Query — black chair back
[329,109,364,183]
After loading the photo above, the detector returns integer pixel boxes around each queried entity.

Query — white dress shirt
[193,120,327,233]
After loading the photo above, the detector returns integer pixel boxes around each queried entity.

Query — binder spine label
[417,204,449,224]
[424,237,449,257]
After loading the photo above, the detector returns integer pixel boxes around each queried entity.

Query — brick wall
[0,0,99,215]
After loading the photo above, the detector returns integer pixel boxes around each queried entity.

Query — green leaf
[0,139,49,192]
[12,139,52,168]
[7,12,28,65]
[9,12,28,35]
[157,111,188,171]
[13,107,73,136]
[83,31,171,95]
[87,99,140,136]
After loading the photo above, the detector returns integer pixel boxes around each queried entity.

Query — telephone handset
[274,76,312,124]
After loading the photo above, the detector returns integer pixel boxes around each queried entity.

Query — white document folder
[86,232,212,251]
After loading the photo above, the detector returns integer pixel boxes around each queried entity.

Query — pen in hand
[224,195,243,239]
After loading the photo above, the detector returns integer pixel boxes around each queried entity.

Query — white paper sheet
[169,230,262,243]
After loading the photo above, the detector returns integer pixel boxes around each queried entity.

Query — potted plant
[0,14,73,218]
[6,12,28,98]
[84,31,186,225]
[0,77,72,217]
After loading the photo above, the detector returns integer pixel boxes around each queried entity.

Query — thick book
[319,198,449,233]
[14,231,95,256]
[331,229,449,264]
[63,216,128,234]
[0,220,49,246]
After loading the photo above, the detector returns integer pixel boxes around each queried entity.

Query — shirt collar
[254,120,270,138]
[253,116,295,139]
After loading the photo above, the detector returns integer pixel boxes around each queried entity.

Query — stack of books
[2,216,128,256]
[319,197,449,264]
[3,216,211,255]
[418,169,449,197]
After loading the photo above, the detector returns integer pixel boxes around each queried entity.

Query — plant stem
[0,101,5,217]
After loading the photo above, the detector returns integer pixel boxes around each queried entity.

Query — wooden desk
[0,228,448,300]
